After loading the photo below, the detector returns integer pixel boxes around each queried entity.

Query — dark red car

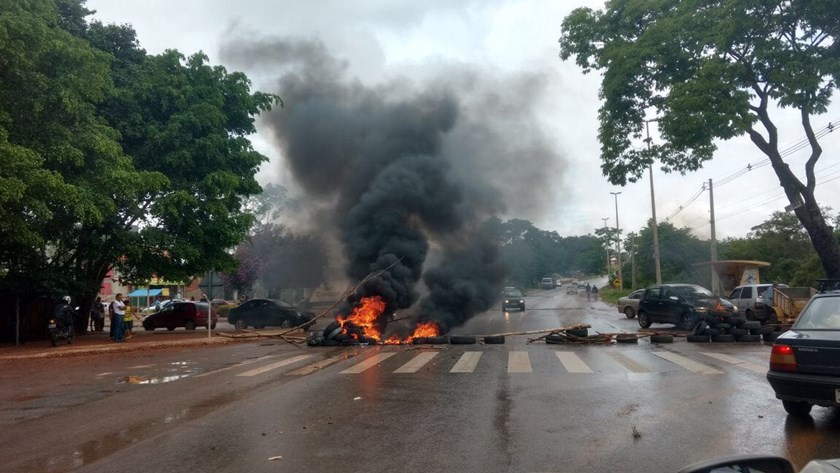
[141,302,217,331]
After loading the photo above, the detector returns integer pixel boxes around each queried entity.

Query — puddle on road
[117,361,202,384]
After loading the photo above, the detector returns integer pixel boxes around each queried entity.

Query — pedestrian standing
[91,297,105,332]
[123,301,134,339]
[585,283,591,301]
[111,294,126,342]
[592,284,599,301]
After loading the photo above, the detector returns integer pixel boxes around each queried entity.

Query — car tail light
[769,344,798,372]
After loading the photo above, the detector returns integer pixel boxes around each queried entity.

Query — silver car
[617,289,644,318]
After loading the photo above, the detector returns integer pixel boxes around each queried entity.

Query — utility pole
[610,191,622,290]
[709,178,719,294]
[601,217,610,277]
[646,119,662,284]
[629,233,637,290]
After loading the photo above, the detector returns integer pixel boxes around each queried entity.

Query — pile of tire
[686,316,780,343]
[545,328,589,344]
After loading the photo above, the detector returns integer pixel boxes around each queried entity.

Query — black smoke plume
[220,36,561,333]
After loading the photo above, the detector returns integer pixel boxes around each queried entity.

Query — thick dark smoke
[220,36,562,332]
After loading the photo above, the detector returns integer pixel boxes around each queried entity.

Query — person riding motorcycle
[53,296,75,330]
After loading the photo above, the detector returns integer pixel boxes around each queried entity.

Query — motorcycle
[48,312,75,346]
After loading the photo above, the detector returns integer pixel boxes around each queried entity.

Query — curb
[0,336,240,361]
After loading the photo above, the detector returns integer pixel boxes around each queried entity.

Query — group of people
[86,293,137,342]
[585,282,599,301]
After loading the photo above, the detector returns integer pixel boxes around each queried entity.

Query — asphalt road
[2,286,839,472]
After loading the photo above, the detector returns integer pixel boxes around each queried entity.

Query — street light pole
[645,119,662,284]
[610,191,622,290]
[601,217,610,277]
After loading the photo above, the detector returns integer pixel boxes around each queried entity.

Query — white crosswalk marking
[287,353,353,376]
[652,351,723,374]
[394,352,438,373]
[450,352,482,373]
[236,355,313,377]
[700,352,767,374]
[339,353,396,374]
[508,351,532,373]
[605,352,650,373]
[195,355,277,378]
[555,351,593,373]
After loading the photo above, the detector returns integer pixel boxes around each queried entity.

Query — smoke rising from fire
[220,36,565,332]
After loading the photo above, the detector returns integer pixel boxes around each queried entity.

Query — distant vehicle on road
[541,277,556,289]
[566,285,578,295]
[501,288,526,312]
[617,289,644,318]
[142,301,216,331]
[767,290,840,417]
[637,284,737,331]
[227,299,316,330]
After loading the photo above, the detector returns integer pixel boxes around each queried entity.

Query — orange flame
[339,296,442,344]
[339,295,386,341]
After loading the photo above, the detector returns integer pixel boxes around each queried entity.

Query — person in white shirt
[111,294,126,342]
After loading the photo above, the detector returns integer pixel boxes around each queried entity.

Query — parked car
[141,301,216,331]
[637,284,738,331]
[502,287,526,312]
[728,283,788,321]
[617,289,645,319]
[227,299,316,330]
[540,277,556,289]
[767,291,840,417]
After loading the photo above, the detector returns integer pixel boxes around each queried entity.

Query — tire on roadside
[729,328,748,336]
[483,335,505,344]
[711,334,735,342]
[687,334,710,343]
[763,331,783,342]
[566,328,588,338]
[616,334,638,344]
[449,335,477,345]
[736,334,762,342]
[650,334,674,344]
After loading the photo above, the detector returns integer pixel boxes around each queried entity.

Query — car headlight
[694,307,708,312]
[519,299,524,303]
[505,299,510,303]
[731,305,738,312]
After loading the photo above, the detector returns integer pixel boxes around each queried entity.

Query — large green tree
[0,1,278,332]
[560,0,840,278]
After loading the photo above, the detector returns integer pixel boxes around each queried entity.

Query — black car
[637,284,737,331]
[767,292,840,417]
[227,299,316,330]
[502,288,526,312]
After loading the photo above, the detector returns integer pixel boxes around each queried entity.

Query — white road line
[339,353,396,374]
[700,352,767,374]
[287,353,353,376]
[555,351,593,373]
[652,351,723,374]
[450,352,483,373]
[194,355,277,378]
[605,352,651,373]
[508,351,533,373]
[236,355,313,377]
[394,352,438,373]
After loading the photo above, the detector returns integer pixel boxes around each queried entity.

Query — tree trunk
[794,198,840,279]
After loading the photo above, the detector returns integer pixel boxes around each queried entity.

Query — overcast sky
[86,0,840,241]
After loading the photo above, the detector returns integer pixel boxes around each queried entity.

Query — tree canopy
[0,0,279,310]
[560,0,840,278]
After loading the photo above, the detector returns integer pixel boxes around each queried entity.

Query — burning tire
[323,321,342,340]
[483,335,505,344]
[424,336,449,344]
[449,335,477,345]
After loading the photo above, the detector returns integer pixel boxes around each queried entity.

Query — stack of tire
[687,316,781,343]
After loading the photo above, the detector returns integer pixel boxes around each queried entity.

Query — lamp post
[601,217,610,277]
[645,119,662,284]
[610,191,622,290]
